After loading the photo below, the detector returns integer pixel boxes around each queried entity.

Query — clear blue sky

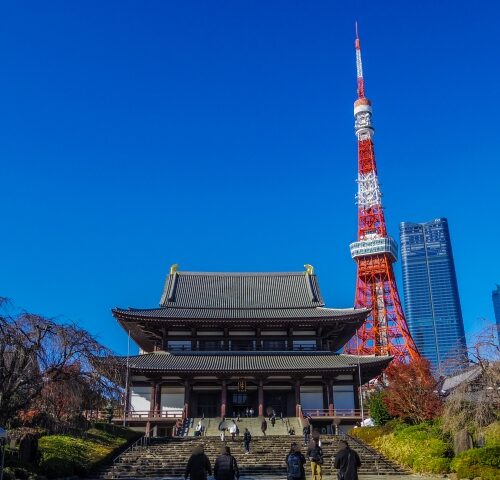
[1,1,498,355]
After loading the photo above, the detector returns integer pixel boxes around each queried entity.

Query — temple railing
[82,409,184,421]
[302,408,362,418]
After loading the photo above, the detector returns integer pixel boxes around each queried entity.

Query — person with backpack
[334,440,361,480]
[307,438,324,480]
[243,428,252,454]
[261,418,268,437]
[184,445,212,480]
[214,445,240,480]
[285,442,306,480]
[303,423,311,446]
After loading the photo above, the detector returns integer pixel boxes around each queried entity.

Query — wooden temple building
[112,265,391,435]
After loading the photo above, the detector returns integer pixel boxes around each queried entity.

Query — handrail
[301,408,362,417]
[342,432,401,473]
[112,434,151,465]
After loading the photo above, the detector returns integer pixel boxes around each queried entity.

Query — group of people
[185,438,361,480]
[286,439,361,480]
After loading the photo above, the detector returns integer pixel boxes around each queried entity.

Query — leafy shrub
[484,421,500,446]
[351,421,453,474]
[451,446,500,480]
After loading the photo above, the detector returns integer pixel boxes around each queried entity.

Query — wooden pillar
[155,382,162,415]
[256,327,261,351]
[322,382,329,412]
[258,379,264,416]
[184,380,190,418]
[149,382,157,417]
[295,379,301,417]
[221,380,227,418]
[287,327,293,351]
[328,379,334,416]
[191,327,197,351]
[224,328,229,351]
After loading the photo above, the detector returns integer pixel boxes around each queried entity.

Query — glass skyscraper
[493,285,500,343]
[399,218,467,373]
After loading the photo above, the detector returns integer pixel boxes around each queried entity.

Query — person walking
[271,413,276,427]
[214,445,240,480]
[303,423,311,446]
[249,407,254,417]
[285,442,306,480]
[307,438,324,480]
[243,428,252,454]
[261,418,268,437]
[229,422,237,441]
[185,445,212,480]
[334,440,361,480]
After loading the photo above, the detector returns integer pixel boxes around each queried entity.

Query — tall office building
[400,218,467,373]
[493,285,500,343]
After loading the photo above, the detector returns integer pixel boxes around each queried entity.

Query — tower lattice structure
[346,25,419,362]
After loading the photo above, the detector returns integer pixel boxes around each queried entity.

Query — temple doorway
[264,391,289,417]
[195,392,220,417]
[228,392,258,417]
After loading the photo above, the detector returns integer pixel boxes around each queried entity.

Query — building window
[230,340,254,351]
[293,340,317,351]
[167,340,192,352]
[262,340,287,351]
[199,340,222,351]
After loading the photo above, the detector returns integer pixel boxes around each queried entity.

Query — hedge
[38,423,140,478]
[351,421,453,474]
[451,446,500,480]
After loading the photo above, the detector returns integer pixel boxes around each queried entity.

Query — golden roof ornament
[304,264,314,275]
[169,263,179,275]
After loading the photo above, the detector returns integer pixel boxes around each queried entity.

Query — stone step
[99,434,406,479]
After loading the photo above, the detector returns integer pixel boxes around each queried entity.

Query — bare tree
[441,323,500,441]
[0,298,124,428]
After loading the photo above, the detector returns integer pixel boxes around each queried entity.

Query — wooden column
[221,380,227,418]
[328,379,334,416]
[322,382,329,412]
[258,379,264,416]
[155,382,162,415]
[295,379,301,417]
[184,380,190,418]
[149,382,157,417]
[287,327,293,351]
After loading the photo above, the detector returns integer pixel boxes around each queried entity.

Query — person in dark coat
[334,440,361,480]
[261,419,268,436]
[285,442,306,480]
[243,428,252,454]
[185,445,212,480]
[214,445,240,480]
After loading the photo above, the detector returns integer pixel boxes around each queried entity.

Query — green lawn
[5,423,141,479]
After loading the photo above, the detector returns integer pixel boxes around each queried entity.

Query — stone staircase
[187,416,299,437]
[100,434,407,478]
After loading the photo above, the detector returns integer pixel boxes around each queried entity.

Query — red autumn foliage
[383,357,443,424]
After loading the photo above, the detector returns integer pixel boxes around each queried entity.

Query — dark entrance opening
[264,391,289,417]
[228,392,257,417]
[196,392,220,417]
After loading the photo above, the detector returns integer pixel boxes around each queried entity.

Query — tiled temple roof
[159,271,325,308]
[112,269,370,352]
[124,351,391,380]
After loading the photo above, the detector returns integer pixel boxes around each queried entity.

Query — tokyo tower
[346,24,419,362]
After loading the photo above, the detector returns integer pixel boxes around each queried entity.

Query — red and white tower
[347,24,419,362]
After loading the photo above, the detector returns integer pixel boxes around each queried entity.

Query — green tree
[368,391,392,426]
